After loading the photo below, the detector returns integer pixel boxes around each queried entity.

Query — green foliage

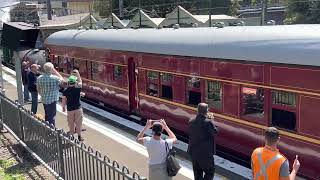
[0,159,25,180]
[229,0,241,16]
[110,0,233,18]
[285,0,320,24]
[94,0,111,18]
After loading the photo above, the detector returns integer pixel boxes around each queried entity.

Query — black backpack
[165,141,181,177]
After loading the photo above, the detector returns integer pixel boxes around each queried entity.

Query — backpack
[165,141,181,176]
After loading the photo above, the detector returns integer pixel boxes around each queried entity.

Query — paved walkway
[1,69,229,180]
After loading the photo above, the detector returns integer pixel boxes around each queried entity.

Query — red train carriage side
[45,25,320,180]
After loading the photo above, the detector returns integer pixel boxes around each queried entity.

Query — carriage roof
[45,25,320,67]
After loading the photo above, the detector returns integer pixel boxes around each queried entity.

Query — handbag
[165,141,181,177]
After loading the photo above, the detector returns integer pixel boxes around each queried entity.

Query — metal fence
[0,93,146,180]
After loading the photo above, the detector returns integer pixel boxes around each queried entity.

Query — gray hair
[43,62,54,74]
[197,103,208,116]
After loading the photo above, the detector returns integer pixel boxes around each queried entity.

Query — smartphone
[150,120,160,124]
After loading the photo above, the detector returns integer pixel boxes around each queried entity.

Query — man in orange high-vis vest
[251,127,300,180]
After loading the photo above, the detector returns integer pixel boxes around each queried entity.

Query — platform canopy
[126,10,164,28]
[97,13,129,29]
[1,22,39,50]
[39,13,97,30]
[159,6,204,28]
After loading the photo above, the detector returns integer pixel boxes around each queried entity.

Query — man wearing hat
[61,70,84,141]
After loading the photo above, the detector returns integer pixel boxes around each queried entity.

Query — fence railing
[0,93,147,180]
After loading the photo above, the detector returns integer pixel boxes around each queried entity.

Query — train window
[147,71,159,81]
[114,65,122,80]
[161,85,173,100]
[207,81,222,109]
[160,73,172,83]
[187,77,200,88]
[242,87,264,118]
[272,109,296,130]
[63,57,72,74]
[188,91,201,106]
[73,59,80,70]
[91,62,100,81]
[147,83,158,97]
[52,55,58,68]
[57,56,63,72]
[79,60,88,78]
[272,91,296,107]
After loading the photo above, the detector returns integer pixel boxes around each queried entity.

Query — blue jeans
[23,85,30,101]
[30,91,38,114]
[43,101,57,126]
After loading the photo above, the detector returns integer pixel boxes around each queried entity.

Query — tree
[109,0,234,18]
[285,0,320,24]
[229,0,240,16]
[94,0,111,18]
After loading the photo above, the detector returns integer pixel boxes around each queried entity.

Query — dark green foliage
[285,0,320,24]
[94,0,112,18]
[110,0,233,18]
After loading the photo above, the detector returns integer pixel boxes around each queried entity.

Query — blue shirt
[37,74,61,104]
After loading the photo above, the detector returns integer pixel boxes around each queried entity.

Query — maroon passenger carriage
[45,25,320,179]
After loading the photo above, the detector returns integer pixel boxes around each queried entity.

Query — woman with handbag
[137,119,177,180]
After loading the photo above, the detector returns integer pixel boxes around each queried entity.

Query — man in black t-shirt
[62,70,84,141]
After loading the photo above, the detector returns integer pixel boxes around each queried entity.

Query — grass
[0,158,25,180]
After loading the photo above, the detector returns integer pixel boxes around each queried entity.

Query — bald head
[197,103,208,116]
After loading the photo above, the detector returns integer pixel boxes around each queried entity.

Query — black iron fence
[0,93,146,180]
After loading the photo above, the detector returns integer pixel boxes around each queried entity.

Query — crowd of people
[22,61,301,179]
[137,103,301,180]
[22,61,84,141]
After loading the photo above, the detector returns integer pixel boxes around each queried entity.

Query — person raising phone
[136,119,177,180]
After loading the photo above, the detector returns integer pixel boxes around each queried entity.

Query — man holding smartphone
[188,103,218,180]
[61,69,85,141]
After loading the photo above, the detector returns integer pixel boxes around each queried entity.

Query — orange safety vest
[251,147,287,180]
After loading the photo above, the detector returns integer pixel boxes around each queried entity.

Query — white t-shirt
[143,137,174,165]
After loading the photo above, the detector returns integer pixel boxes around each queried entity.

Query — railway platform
[0,65,252,180]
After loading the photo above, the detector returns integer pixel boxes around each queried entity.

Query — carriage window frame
[160,73,173,100]
[147,71,159,81]
[186,76,201,107]
[271,90,297,131]
[62,57,72,74]
[146,71,159,97]
[73,59,80,70]
[91,61,102,82]
[187,76,201,89]
[272,91,296,107]
[78,59,88,79]
[113,65,123,80]
[52,55,58,69]
[206,80,222,110]
[241,87,265,119]
[57,56,63,72]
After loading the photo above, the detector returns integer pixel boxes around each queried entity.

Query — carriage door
[128,57,138,113]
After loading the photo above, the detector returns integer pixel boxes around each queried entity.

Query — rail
[0,93,147,180]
